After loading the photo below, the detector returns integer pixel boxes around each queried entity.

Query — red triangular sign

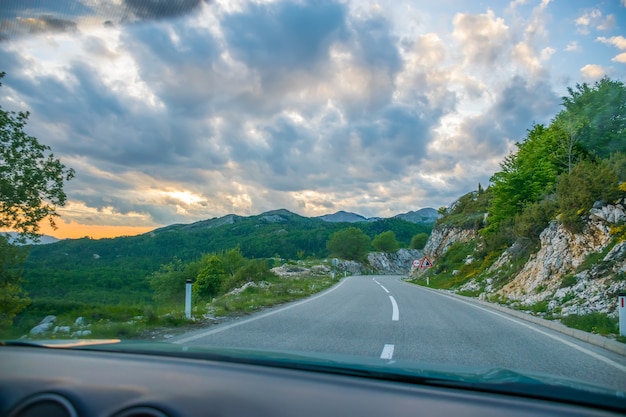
[421,256,433,268]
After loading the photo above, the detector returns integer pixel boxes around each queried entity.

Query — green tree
[487,124,562,234]
[0,235,28,329]
[222,247,246,280]
[372,231,399,253]
[1,72,74,329]
[326,227,370,261]
[1,74,75,241]
[193,254,225,298]
[560,77,626,158]
[150,257,199,306]
[410,232,429,249]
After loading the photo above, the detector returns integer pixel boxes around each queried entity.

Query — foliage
[560,313,618,336]
[559,77,626,159]
[560,274,577,288]
[21,214,432,311]
[0,73,73,329]
[0,235,29,330]
[487,124,563,234]
[191,249,277,301]
[513,197,558,244]
[211,274,335,317]
[193,255,225,299]
[556,159,620,232]
[410,232,429,249]
[149,257,199,306]
[326,227,371,261]
[0,73,75,242]
[372,231,400,253]
[437,188,491,230]
[606,152,626,183]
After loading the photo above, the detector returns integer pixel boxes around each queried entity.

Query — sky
[0,0,625,239]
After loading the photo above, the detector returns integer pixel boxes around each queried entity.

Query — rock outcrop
[499,218,613,300]
[423,226,477,260]
[462,200,626,317]
[368,249,422,275]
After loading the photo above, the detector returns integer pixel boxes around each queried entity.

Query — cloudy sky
[1,0,625,238]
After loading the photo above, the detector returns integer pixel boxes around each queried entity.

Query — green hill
[22,209,433,306]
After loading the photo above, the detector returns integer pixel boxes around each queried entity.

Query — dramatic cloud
[452,10,510,67]
[0,0,622,235]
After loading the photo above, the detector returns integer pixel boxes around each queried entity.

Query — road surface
[172,275,626,391]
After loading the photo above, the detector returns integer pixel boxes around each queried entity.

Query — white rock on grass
[29,322,53,335]
[29,315,57,335]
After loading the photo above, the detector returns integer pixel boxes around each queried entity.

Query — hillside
[409,78,626,336]
[23,209,434,305]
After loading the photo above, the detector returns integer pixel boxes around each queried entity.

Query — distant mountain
[317,211,370,223]
[4,232,60,245]
[319,208,437,224]
[394,208,439,224]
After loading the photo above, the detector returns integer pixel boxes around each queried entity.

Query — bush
[326,227,370,261]
[410,233,429,250]
[372,231,400,253]
[557,159,620,232]
[514,197,558,244]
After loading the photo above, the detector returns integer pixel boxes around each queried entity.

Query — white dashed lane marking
[380,344,395,359]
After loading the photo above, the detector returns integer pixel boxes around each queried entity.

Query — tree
[1,73,75,242]
[372,231,399,253]
[0,235,28,329]
[559,78,626,158]
[486,124,562,234]
[1,72,74,329]
[410,233,429,250]
[150,257,199,306]
[193,254,225,298]
[326,227,370,261]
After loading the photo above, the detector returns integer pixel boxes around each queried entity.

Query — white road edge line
[380,344,395,359]
[406,282,626,373]
[389,296,399,321]
[174,277,351,344]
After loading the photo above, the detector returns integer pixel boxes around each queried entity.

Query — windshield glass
[1,0,626,407]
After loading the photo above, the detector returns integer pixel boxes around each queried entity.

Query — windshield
[1,0,626,409]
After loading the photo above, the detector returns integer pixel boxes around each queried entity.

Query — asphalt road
[173,275,626,391]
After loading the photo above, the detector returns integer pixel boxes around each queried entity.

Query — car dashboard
[1,345,623,417]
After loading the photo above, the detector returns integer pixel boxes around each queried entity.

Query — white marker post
[185,279,192,319]
[617,292,626,336]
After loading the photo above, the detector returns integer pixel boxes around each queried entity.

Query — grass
[209,275,336,317]
[3,273,339,340]
[560,313,619,336]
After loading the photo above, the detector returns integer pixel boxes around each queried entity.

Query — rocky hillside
[413,199,626,320]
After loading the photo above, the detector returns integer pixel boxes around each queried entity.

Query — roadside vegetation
[409,77,626,339]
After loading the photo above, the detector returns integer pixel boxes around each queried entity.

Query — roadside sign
[420,256,433,268]
[412,259,420,267]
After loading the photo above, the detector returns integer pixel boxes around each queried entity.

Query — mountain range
[22,208,437,305]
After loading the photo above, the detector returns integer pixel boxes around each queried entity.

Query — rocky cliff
[422,226,477,259]
[429,199,626,318]
[368,249,423,275]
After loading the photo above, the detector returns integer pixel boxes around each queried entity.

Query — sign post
[419,256,433,286]
[617,292,626,336]
[185,279,192,319]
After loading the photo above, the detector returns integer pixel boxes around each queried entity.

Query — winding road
[172,275,626,391]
